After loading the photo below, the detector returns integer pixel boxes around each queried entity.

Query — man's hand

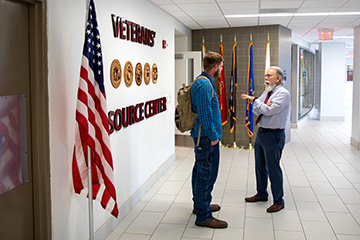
[266,101,272,106]
[241,94,255,102]
[211,139,219,146]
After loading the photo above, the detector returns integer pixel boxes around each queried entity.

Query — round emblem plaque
[144,63,151,85]
[110,59,121,88]
[124,61,133,87]
[135,63,142,86]
[152,63,158,84]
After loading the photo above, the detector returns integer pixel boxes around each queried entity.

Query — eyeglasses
[264,74,273,78]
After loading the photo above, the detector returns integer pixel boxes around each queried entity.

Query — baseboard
[94,153,176,240]
[351,137,360,149]
[175,134,193,147]
[319,116,345,121]
[291,114,309,129]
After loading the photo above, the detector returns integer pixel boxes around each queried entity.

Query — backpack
[174,76,213,133]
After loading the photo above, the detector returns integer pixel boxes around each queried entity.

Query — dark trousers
[192,137,220,222]
[254,129,285,205]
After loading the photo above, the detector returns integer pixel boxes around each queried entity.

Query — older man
[241,66,290,213]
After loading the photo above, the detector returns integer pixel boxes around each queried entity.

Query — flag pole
[88,147,95,240]
[230,34,240,149]
[84,0,95,238]
[244,33,254,150]
[219,33,225,148]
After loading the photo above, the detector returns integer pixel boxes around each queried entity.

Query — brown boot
[195,217,228,229]
[192,204,221,214]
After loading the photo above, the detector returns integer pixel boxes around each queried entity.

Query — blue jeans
[254,129,285,205]
[192,137,220,222]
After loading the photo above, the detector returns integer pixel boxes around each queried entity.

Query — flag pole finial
[234,34,236,42]
[250,31,252,42]
[267,31,270,41]
[202,36,205,44]
[220,33,223,43]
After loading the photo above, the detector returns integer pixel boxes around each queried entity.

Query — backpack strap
[193,76,214,99]
[193,76,214,146]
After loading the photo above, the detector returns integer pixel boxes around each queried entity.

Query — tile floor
[106,82,359,240]
[106,119,360,240]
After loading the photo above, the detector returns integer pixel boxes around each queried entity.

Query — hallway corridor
[106,116,360,240]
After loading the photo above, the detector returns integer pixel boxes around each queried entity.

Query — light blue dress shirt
[253,84,290,129]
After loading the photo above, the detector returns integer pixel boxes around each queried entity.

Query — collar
[267,84,282,94]
[200,71,214,84]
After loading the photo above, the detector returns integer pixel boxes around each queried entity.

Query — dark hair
[203,51,223,72]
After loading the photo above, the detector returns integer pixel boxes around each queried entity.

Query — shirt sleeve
[252,91,267,116]
[193,80,218,141]
[253,89,290,116]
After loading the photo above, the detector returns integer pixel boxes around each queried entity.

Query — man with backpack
[190,51,228,228]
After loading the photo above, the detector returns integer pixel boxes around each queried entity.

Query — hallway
[106,114,360,239]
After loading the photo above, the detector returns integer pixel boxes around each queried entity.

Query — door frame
[22,0,50,239]
[174,51,202,136]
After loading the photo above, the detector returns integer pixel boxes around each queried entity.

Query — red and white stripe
[0,96,22,194]
[72,56,118,218]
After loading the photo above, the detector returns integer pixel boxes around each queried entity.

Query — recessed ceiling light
[225,12,360,18]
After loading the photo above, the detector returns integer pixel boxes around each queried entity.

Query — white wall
[320,42,346,120]
[351,26,360,149]
[47,0,191,239]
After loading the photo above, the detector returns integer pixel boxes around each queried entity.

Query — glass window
[299,48,315,120]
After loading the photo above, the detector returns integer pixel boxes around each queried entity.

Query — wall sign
[111,14,156,47]
[108,96,167,134]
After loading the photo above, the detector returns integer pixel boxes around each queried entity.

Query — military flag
[229,41,237,133]
[218,42,227,125]
[265,40,270,74]
[245,41,255,138]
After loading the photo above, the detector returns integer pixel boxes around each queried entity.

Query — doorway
[0,0,50,239]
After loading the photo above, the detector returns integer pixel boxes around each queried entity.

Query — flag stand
[87,147,95,240]
[243,138,254,150]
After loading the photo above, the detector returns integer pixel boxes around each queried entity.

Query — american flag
[72,0,118,218]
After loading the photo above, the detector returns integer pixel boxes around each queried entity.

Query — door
[0,1,34,239]
[175,51,202,135]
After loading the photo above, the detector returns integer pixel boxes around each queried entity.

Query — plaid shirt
[190,72,222,141]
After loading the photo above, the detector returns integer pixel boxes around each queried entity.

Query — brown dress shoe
[195,217,228,229]
[245,195,268,202]
[192,204,221,214]
[266,204,284,213]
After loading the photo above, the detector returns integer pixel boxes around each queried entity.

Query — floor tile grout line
[292,121,360,237]
[280,142,308,239]
[303,120,360,228]
[289,125,339,239]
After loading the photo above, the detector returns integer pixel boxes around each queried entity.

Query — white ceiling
[150,0,360,49]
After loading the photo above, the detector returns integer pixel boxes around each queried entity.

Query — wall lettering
[111,14,156,47]
[108,96,167,134]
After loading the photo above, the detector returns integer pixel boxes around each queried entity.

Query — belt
[259,127,284,133]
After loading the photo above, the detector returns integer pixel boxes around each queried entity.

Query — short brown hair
[203,51,223,72]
